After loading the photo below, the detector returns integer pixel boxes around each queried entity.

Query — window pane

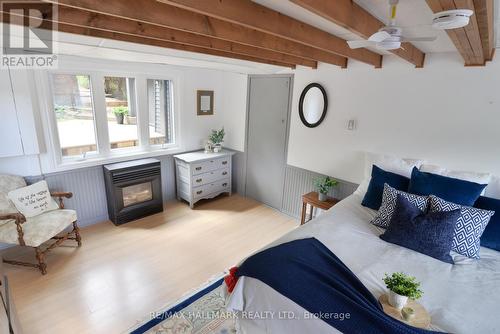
[147,79,174,145]
[104,76,138,150]
[51,74,97,158]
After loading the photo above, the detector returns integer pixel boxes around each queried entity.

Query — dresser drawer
[193,178,230,199]
[192,157,230,175]
[192,167,230,186]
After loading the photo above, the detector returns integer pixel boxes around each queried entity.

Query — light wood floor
[2,194,298,334]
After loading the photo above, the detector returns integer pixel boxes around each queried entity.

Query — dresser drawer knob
[196,178,202,183]
[196,190,203,195]
[222,161,228,165]
[222,171,228,176]
[195,167,202,171]
[222,183,228,187]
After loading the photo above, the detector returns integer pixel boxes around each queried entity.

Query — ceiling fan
[347,0,442,51]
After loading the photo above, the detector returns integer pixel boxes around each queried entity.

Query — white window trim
[35,61,182,173]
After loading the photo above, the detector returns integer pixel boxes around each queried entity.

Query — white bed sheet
[226,193,500,334]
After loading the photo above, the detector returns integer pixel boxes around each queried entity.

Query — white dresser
[174,150,234,208]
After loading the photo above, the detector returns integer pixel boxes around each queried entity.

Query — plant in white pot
[209,127,225,153]
[383,272,423,310]
[314,176,338,201]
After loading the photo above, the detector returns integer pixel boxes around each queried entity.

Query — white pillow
[364,152,424,179]
[354,153,424,197]
[7,181,59,218]
[419,164,491,185]
[484,176,500,199]
[419,164,491,196]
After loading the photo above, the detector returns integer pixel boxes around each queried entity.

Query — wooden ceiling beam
[426,0,485,65]
[45,0,347,68]
[157,0,382,67]
[37,6,318,68]
[0,15,296,69]
[473,0,495,61]
[290,0,426,68]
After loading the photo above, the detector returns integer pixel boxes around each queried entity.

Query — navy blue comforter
[236,238,443,334]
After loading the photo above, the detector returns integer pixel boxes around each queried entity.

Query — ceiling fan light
[432,9,473,29]
[377,40,401,50]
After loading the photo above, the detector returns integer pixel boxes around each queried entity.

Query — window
[148,79,174,145]
[50,74,98,158]
[46,70,177,168]
[104,76,138,150]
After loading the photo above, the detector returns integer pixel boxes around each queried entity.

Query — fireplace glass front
[122,182,153,207]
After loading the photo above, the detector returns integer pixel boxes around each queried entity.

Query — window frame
[36,65,181,173]
[146,77,176,150]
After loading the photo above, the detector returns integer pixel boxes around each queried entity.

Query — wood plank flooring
[1,194,297,334]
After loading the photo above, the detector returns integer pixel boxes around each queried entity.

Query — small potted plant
[314,176,338,201]
[209,127,225,152]
[112,106,129,124]
[383,272,423,310]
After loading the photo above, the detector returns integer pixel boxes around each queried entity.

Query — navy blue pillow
[408,167,487,206]
[380,195,461,264]
[361,165,410,210]
[474,196,500,251]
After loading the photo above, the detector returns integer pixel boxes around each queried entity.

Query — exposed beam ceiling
[473,0,495,60]
[426,0,494,66]
[45,6,318,68]
[158,0,382,67]
[290,0,426,68]
[46,0,348,68]
[0,10,297,69]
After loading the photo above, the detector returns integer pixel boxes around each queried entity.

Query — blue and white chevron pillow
[371,184,429,229]
[429,195,494,259]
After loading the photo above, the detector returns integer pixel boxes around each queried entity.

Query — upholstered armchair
[0,175,81,275]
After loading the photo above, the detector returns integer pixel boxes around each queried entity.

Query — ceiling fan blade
[347,40,376,49]
[400,36,437,42]
[368,31,391,42]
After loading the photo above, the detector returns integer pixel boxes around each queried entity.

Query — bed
[226,191,500,334]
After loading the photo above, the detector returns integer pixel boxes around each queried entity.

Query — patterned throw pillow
[429,195,494,259]
[371,184,429,229]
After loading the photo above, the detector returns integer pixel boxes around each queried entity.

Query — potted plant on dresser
[383,272,423,310]
[209,127,225,152]
[314,176,338,201]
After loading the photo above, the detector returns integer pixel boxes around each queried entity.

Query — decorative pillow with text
[7,181,59,218]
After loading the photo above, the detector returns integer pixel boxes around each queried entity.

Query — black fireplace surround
[103,158,163,225]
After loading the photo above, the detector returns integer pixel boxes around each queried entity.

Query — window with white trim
[50,73,98,158]
[47,72,176,165]
[147,79,174,146]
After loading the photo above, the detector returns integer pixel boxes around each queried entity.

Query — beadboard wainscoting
[281,165,358,218]
[0,150,245,249]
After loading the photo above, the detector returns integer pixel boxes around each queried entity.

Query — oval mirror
[298,83,328,128]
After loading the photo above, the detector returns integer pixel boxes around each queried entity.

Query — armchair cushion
[0,174,27,227]
[0,209,77,247]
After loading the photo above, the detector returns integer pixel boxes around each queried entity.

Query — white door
[245,76,291,210]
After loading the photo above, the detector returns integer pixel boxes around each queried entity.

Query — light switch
[347,119,356,130]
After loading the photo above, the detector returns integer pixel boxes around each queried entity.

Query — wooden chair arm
[0,212,26,223]
[50,191,73,209]
[0,212,26,246]
[50,191,73,199]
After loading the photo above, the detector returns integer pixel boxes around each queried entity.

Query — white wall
[0,55,248,176]
[287,53,500,184]
[182,67,247,151]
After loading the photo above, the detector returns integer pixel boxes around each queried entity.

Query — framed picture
[197,90,214,116]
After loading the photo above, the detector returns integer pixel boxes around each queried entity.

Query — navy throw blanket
[236,238,443,334]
